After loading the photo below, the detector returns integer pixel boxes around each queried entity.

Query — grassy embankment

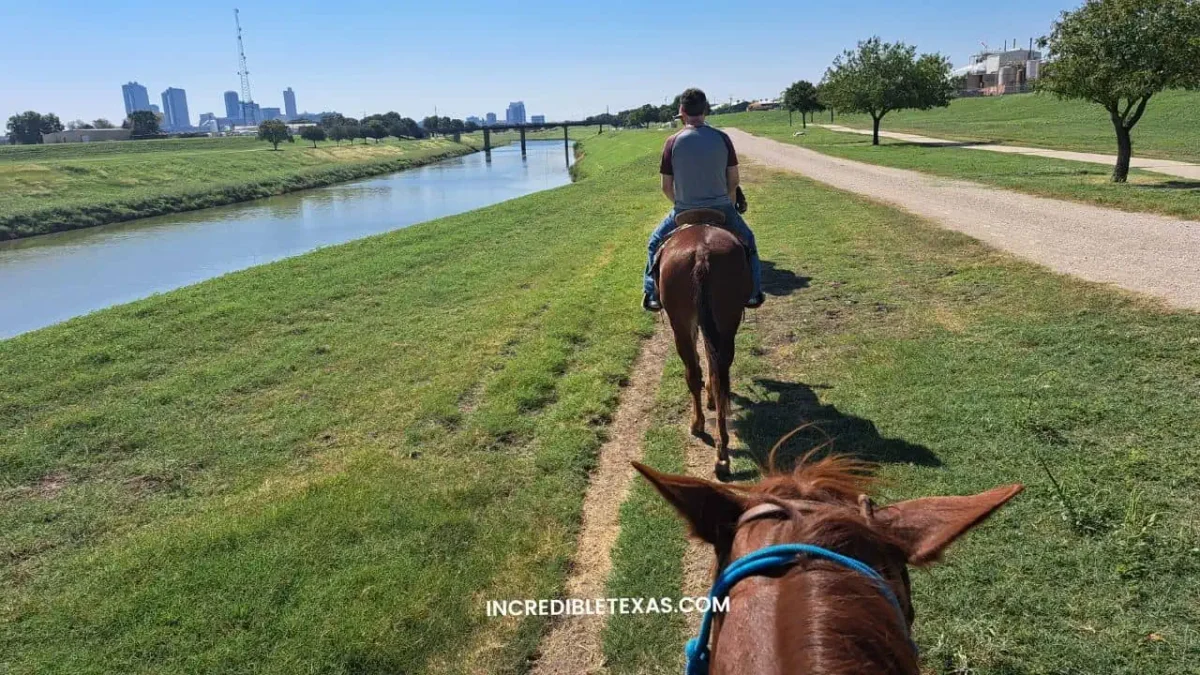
[826,90,1200,162]
[4,128,1197,673]
[714,94,1200,221]
[0,132,661,674]
[601,135,1200,673]
[0,136,477,240]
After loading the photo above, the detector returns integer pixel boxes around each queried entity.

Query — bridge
[478,121,604,163]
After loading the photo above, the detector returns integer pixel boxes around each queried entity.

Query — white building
[952,48,1043,95]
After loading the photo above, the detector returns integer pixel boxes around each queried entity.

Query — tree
[258,119,290,150]
[820,37,953,145]
[422,116,441,136]
[320,113,347,129]
[300,125,326,148]
[781,80,823,127]
[343,124,362,144]
[365,120,388,143]
[355,124,369,144]
[127,110,160,136]
[68,119,94,130]
[92,118,115,129]
[5,111,64,144]
[1038,0,1200,182]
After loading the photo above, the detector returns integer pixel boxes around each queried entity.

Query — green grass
[0,133,661,674]
[716,111,1200,221]
[3,129,1198,674]
[0,136,477,240]
[605,149,1199,673]
[813,90,1200,163]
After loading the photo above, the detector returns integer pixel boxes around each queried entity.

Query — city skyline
[3,1,1072,123]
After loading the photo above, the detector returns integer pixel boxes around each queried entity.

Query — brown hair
[680,88,709,117]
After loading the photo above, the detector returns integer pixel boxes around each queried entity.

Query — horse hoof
[714,461,731,480]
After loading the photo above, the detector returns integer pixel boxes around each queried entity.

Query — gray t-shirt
[659,124,739,210]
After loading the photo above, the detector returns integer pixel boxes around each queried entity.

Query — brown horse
[657,209,752,478]
[633,453,1022,675]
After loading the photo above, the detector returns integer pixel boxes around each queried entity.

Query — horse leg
[713,343,735,476]
[704,346,717,411]
[670,318,705,437]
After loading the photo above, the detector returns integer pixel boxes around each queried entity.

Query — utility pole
[234,9,254,124]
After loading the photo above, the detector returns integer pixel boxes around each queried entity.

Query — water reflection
[0,141,573,338]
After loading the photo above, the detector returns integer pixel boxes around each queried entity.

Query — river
[0,140,574,339]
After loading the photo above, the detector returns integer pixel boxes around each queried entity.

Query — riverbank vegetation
[0,137,476,240]
[716,111,1200,221]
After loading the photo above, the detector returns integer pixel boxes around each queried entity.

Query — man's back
[660,125,738,210]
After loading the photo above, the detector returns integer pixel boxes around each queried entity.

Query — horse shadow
[727,378,940,480]
[761,260,810,297]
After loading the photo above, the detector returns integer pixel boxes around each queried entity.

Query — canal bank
[0,140,575,338]
[0,138,478,242]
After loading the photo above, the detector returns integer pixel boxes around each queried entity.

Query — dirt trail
[678,341,742,634]
[726,128,1200,310]
[530,326,670,674]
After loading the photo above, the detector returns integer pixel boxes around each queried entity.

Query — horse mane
[752,440,878,506]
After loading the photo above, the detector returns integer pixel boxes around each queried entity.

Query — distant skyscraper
[506,101,526,125]
[531,114,545,124]
[283,88,297,120]
[242,102,261,125]
[261,107,282,121]
[485,112,497,126]
[122,82,151,116]
[149,104,161,115]
[161,87,190,131]
[224,91,241,120]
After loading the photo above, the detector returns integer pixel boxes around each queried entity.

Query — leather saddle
[651,208,750,281]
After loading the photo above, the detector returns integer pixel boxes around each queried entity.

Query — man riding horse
[643,87,764,312]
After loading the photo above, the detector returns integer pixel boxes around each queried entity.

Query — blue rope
[685,543,913,675]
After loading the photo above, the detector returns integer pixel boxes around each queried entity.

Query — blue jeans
[644,202,762,300]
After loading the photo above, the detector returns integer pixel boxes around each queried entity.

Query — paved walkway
[819,124,1200,181]
[726,128,1200,310]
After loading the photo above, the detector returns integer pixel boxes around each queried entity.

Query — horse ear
[632,462,747,546]
[874,484,1023,565]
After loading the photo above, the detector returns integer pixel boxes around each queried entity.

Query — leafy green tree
[422,116,441,136]
[320,113,347,129]
[1038,0,1200,182]
[5,111,64,144]
[127,110,160,136]
[92,118,115,129]
[355,124,369,144]
[781,80,823,127]
[464,119,480,132]
[67,119,94,130]
[343,124,362,144]
[820,37,953,145]
[300,125,326,148]
[365,120,388,143]
[257,119,290,150]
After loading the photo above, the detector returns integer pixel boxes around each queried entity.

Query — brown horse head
[633,455,1022,674]
[657,216,752,477]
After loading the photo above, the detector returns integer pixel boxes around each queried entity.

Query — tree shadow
[730,378,941,475]
[1134,180,1200,191]
[887,140,1001,149]
[761,261,810,297]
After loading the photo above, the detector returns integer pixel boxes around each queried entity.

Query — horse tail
[693,248,721,357]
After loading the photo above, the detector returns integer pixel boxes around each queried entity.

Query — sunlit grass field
[2,130,1197,674]
[815,89,1200,163]
[716,111,1200,222]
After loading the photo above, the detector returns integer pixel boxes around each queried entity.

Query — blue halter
[684,543,914,675]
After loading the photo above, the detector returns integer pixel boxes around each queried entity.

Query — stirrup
[745,292,765,309]
[643,292,662,312]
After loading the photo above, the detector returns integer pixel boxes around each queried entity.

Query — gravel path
[818,124,1200,180]
[726,128,1200,310]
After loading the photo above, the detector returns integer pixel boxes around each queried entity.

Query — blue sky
[2,0,1073,125]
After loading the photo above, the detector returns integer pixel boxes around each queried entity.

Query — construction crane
[234,8,255,124]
